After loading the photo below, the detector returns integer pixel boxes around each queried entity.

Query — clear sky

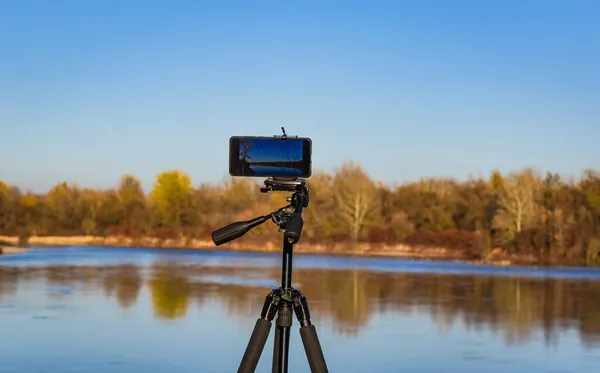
[1,0,598,192]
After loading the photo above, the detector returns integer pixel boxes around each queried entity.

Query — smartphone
[229,136,312,178]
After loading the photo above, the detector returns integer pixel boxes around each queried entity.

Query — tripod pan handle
[212,216,268,246]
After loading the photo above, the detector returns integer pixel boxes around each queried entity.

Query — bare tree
[332,162,380,241]
[239,140,253,162]
[493,168,540,239]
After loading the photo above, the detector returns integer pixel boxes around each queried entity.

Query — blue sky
[0,0,598,192]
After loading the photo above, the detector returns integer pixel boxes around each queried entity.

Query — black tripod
[212,178,329,373]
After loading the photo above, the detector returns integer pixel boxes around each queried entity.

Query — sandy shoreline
[0,235,519,265]
[0,246,29,255]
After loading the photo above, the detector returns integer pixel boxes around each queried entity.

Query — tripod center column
[281,238,294,290]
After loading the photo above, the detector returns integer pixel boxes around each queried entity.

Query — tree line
[1,162,600,265]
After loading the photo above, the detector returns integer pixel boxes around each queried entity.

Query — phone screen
[229,136,312,178]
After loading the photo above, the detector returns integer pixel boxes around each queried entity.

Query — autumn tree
[94,190,124,237]
[78,189,103,236]
[332,162,380,241]
[395,182,454,234]
[219,177,258,221]
[580,169,600,233]
[493,169,540,246]
[0,182,18,234]
[117,175,148,237]
[304,172,339,240]
[149,170,193,237]
[45,182,84,235]
[535,172,568,259]
[366,186,414,243]
[190,184,223,231]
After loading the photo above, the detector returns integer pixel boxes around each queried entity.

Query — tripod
[212,178,329,373]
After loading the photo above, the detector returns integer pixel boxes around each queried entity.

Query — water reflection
[1,264,600,348]
[148,264,191,319]
[102,264,143,309]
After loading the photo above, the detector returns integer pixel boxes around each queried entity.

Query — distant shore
[0,238,30,255]
[0,246,29,255]
[0,235,525,265]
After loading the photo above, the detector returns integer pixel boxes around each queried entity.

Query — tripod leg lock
[260,290,280,321]
[291,289,313,327]
[291,289,330,372]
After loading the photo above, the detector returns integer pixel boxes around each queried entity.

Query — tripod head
[211,177,309,246]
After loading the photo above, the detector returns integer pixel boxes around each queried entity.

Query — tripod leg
[292,290,329,373]
[299,325,327,373]
[272,323,281,372]
[272,304,292,373]
[238,290,280,373]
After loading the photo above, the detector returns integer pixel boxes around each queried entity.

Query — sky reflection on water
[1,246,600,373]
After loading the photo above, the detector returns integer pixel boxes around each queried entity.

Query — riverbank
[0,239,30,255]
[0,246,29,255]
[0,235,525,265]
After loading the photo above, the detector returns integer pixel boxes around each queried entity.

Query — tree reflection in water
[147,263,191,319]
[1,264,600,347]
[102,264,143,309]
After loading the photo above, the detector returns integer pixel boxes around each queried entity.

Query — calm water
[249,165,303,177]
[1,246,600,373]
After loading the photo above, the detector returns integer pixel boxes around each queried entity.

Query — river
[1,246,599,373]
